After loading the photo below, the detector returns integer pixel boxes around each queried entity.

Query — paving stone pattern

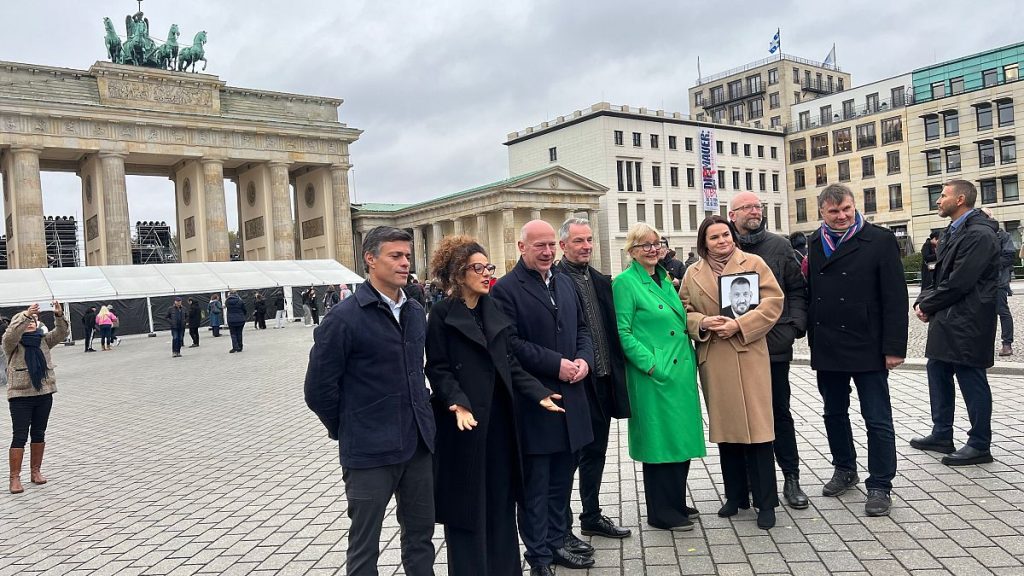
[1,323,1022,575]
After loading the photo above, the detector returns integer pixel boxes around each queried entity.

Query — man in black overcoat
[911,180,999,466]
[492,220,595,575]
[554,217,632,548]
[807,184,908,518]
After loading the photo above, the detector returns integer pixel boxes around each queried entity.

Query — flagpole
[778,28,782,57]
[697,55,702,83]
[833,43,838,69]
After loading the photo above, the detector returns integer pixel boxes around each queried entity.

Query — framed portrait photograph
[719,272,760,318]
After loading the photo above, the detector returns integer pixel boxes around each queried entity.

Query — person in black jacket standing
[225,290,247,353]
[730,192,810,509]
[186,298,202,348]
[807,184,908,517]
[253,293,267,330]
[554,218,633,546]
[304,226,435,576]
[911,181,998,466]
[492,220,595,575]
[427,235,563,576]
[165,297,186,358]
[81,306,98,352]
[920,231,940,290]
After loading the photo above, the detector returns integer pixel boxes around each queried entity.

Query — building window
[757,145,765,158]
[979,141,995,167]
[924,115,940,140]
[633,132,642,147]
[732,171,741,190]
[1003,176,1020,201]
[637,203,647,223]
[881,116,902,144]
[672,203,683,231]
[745,171,753,190]
[856,123,877,149]
[771,146,778,159]
[891,87,905,107]
[614,130,623,146]
[684,137,693,151]
[616,160,624,190]
[749,99,764,119]
[759,172,767,191]
[772,173,779,192]
[927,185,943,209]
[689,204,698,230]
[931,81,946,100]
[998,100,1014,126]
[768,68,778,84]
[862,155,875,178]
[864,188,877,213]
[815,164,827,186]
[838,160,850,182]
[670,166,679,187]
[625,161,634,190]
[943,111,959,136]
[889,184,903,210]
[796,198,807,223]
[686,167,695,187]
[744,144,752,157]
[618,203,629,231]
[838,77,844,90]
[712,109,725,123]
[887,150,901,174]
[769,92,780,109]
[746,74,761,93]
[866,93,879,112]
[981,179,997,204]
[668,135,677,150]
[841,99,854,120]
[798,110,811,130]
[774,205,782,231]
[1005,64,1020,82]
[654,203,664,230]
[549,147,557,162]
[718,169,726,189]
[652,165,662,187]
[694,91,704,106]
[716,140,724,154]
[833,128,852,153]
[710,86,724,104]
[977,104,993,131]
[983,68,999,88]
[945,147,961,172]
[728,80,743,99]
[729,103,744,122]
[731,142,739,155]
[792,67,800,83]
[790,139,807,162]
[651,134,659,149]
[950,76,964,95]
[926,150,942,175]
[635,162,643,191]
[811,134,829,159]
[794,169,806,189]
[771,116,781,127]
[820,105,833,125]
[1000,138,1016,164]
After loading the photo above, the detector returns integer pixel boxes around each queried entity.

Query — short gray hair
[945,179,978,208]
[558,217,591,241]
[361,226,412,272]
[817,184,855,209]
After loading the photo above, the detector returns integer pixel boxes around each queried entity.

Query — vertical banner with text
[700,128,719,213]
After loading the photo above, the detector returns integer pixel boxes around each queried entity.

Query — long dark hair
[696,215,739,259]
[430,235,488,298]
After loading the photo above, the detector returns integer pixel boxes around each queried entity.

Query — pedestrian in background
[187,297,202,348]
[81,306,97,353]
[614,222,705,532]
[309,287,320,325]
[0,315,9,388]
[226,290,247,353]
[323,285,339,313]
[4,301,68,494]
[108,305,120,346]
[273,291,286,328]
[339,283,352,301]
[302,287,314,326]
[981,207,1016,357]
[207,294,223,337]
[165,297,186,358]
[921,231,940,290]
[254,293,267,330]
[94,306,117,351]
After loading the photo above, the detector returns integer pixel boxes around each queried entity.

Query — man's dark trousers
[343,439,434,576]
[229,325,243,351]
[997,286,1014,345]
[816,370,896,492]
[770,362,800,476]
[171,328,184,355]
[83,326,94,351]
[521,450,575,569]
[568,376,611,528]
[926,360,992,451]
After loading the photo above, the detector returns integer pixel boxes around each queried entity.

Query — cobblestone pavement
[2,322,1022,575]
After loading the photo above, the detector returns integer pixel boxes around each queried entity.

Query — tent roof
[0,259,363,307]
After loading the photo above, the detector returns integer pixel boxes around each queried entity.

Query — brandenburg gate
[0,57,360,269]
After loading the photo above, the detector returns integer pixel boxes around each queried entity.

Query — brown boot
[999,344,1013,357]
[30,443,47,485]
[9,448,24,494]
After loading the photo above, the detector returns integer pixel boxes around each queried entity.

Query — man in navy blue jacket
[304,226,435,576]
[492,220,595,576]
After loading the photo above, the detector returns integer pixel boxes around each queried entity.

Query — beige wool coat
[679,250,783,444]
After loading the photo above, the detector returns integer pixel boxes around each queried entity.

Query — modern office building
[689,53,852,130]
[506,102,786,274]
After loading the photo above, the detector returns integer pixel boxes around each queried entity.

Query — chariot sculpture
[102,8,207,72]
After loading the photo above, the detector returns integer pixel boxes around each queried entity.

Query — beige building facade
[350,166,606,277]
[505,102,787,274]
[0,60,360,270]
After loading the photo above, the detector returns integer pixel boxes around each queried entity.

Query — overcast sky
[1,0,1021,236]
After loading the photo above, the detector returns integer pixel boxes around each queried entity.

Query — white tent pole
[146,296,156,337]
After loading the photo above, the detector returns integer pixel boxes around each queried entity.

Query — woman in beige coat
[679,215,784,529]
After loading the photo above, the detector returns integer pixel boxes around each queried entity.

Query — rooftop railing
[694,53,842,86]
[784,93,915,134]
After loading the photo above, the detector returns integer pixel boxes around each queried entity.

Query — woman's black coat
[425,295,553,530]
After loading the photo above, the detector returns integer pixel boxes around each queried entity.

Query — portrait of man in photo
[720,273,760,318]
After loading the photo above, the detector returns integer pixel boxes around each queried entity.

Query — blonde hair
[97,305,110,317]
[624,222,661,260]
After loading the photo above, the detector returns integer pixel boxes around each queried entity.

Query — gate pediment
[91,62,223,115]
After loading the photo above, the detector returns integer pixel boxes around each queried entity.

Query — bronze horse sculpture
[177,31,208,73]
[152,24,180,70]
[103,17,122,64]
[102,10,207,73]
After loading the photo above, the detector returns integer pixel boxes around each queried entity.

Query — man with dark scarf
[729,192,810,510]
[554,217,632,547]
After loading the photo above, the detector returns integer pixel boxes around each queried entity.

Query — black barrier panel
[68,299,150,339]
[152,294,213,331]
[291,285,332,318]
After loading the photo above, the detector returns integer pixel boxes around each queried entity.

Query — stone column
[268,161,295,260]
[232,178,244,259]
[452,218,464,235]
[330,164,355,269]
[530,208,542,221]
[413,225,426,275]
[582,210,603,272]
[564,209,576,223]
[6,147,46,269]
[502,208,517,274]
[201,158,230,261]
[431,222,443,253]
[476,213,488,245]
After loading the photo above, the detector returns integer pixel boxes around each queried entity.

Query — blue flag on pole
[769,29,781,54]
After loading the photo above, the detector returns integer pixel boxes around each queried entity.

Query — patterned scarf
[20,330,47,391]
[706,244,736,277]
[820,211,864,259]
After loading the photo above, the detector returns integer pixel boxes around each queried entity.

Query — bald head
[729,192,764,234]
[519,219,557,273]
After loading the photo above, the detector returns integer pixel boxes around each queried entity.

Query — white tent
[0,259,363,307]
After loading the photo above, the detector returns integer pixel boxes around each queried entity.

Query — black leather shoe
[647,518,694,531]
[580,515,631,539]
[563,532,594,555]
[756,507,776,529]
[529,566,554,576]
[941,445,994,466]
[783,474,809,509]
[864,489,891,517]
[685,505,700,519]
[910,434,955,454]
[551,546,595,569]
[822,468,858,497]
[717,499,750,518]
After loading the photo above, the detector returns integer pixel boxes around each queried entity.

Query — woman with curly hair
[425,235,564,576]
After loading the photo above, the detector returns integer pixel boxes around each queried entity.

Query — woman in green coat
[613,222,706,531]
